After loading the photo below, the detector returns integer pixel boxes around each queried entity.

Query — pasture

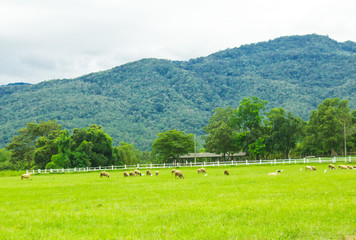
[0,164,355,239]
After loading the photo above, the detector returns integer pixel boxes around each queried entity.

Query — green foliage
[0,35,355,151]
[6,120,62,170]
[204,107,237,157]
[265,108,305,158]
[0,149,12,170]
[152,129,194,163]
[305,98,352,156]
[117,142,140,165]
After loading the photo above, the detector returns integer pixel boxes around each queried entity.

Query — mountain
[0,34,355,150]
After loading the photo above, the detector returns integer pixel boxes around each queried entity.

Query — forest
[0,34,355,151]
[1,97,355,171]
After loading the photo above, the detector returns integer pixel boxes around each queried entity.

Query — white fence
[27,156,355,174]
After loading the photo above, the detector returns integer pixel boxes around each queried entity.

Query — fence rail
[27,156,355,174]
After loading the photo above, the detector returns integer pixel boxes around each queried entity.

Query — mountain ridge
[1,34,355,150]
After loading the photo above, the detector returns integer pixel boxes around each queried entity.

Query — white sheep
[268,170,281,176]
[21,173,31,180]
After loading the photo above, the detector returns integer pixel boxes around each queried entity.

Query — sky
[1,0,356,85]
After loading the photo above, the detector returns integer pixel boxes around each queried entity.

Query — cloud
[0,0,356,85]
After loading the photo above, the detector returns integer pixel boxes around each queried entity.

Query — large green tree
[204,107,237,159]
[230,97,268,159]
[69,125,115,167]
[152,129,194,163]
[265,108,305,158]
[304,98,351,156]
[6,120,62,170]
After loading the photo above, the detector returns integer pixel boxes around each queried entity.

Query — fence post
[112,165,114,170]
[260,159,262,164]
[32,169,35,174]
[289,158,291,164]
[26,170,28,174]
[345,157,347,163]
[45,169,47,173]
[190,162,192,167]
[38,169,41,173]
[274,159,276,165]
[217,160,219,167]
[137,164,139,169]
[283,159,285,164]
[50,169,53,173]
[163,163,165,168]
[349,156,352,163]
[204,161,206,167]
[124,165,127,169]
[295,159,296,164]
[99,166,101,170]
[246,160,248,165]
[303,158,305,163]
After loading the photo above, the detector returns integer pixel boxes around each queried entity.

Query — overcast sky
[1,0,356,85]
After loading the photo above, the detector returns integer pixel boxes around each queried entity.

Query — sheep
[134,170,142,176]
[175,170,184,179]
[21,173,31,180]
[200,168,206,173]
[129,171,136,176]
[197,169,201,174]
[172,169,177,174]
[146,170,152,176]
[328,164,336,170]
[100,171,110,178]
[268,170,281,176]
[224,170,229,175]
[123,172,129,177]
[347,165,353,169]
[338,165,348,169]
[305,166,313,171]
[311,166,317,171]
[155,171,159,176]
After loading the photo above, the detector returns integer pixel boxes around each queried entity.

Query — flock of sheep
[20,163,355,180]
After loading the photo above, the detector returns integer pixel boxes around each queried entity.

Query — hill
[0,34,355,150]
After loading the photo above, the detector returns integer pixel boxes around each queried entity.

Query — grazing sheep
[21,173,31,180]
[134,170,142,176]
[311,166,317,171]
[347,165,353,169]
[200,168,206,173]
[172,169,177,174]
[100,171,110,178]
[175,170,184,179]
[338,165,348,169]
[129,171,136,176]
[197,169,201,174]
[268,170,281,176]
[123,172,129,177]
[146,170,152,176]
[305,166,313,171]
[328,164,336,170]
[155,171,159,176]
[224,170,229,175]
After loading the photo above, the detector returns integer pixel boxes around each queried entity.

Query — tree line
[0,97,355,170]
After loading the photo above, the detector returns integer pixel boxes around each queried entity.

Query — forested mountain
[1,34,355,150]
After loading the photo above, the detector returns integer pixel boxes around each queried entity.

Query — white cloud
[0,0,356,85]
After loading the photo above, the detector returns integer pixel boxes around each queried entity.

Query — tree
[117,142,140,165]
[45,130,72,169]
[70,125,115,167]
[6,120,62,170]
[265,108,305,158]
[230,97,268,158]
[204,107,237,159]
[152,129,194,163]
[304,98,351,156]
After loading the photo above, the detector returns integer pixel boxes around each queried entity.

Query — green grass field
[0,164,355,239]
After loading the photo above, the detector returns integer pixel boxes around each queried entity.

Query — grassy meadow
[0,164,355,239]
